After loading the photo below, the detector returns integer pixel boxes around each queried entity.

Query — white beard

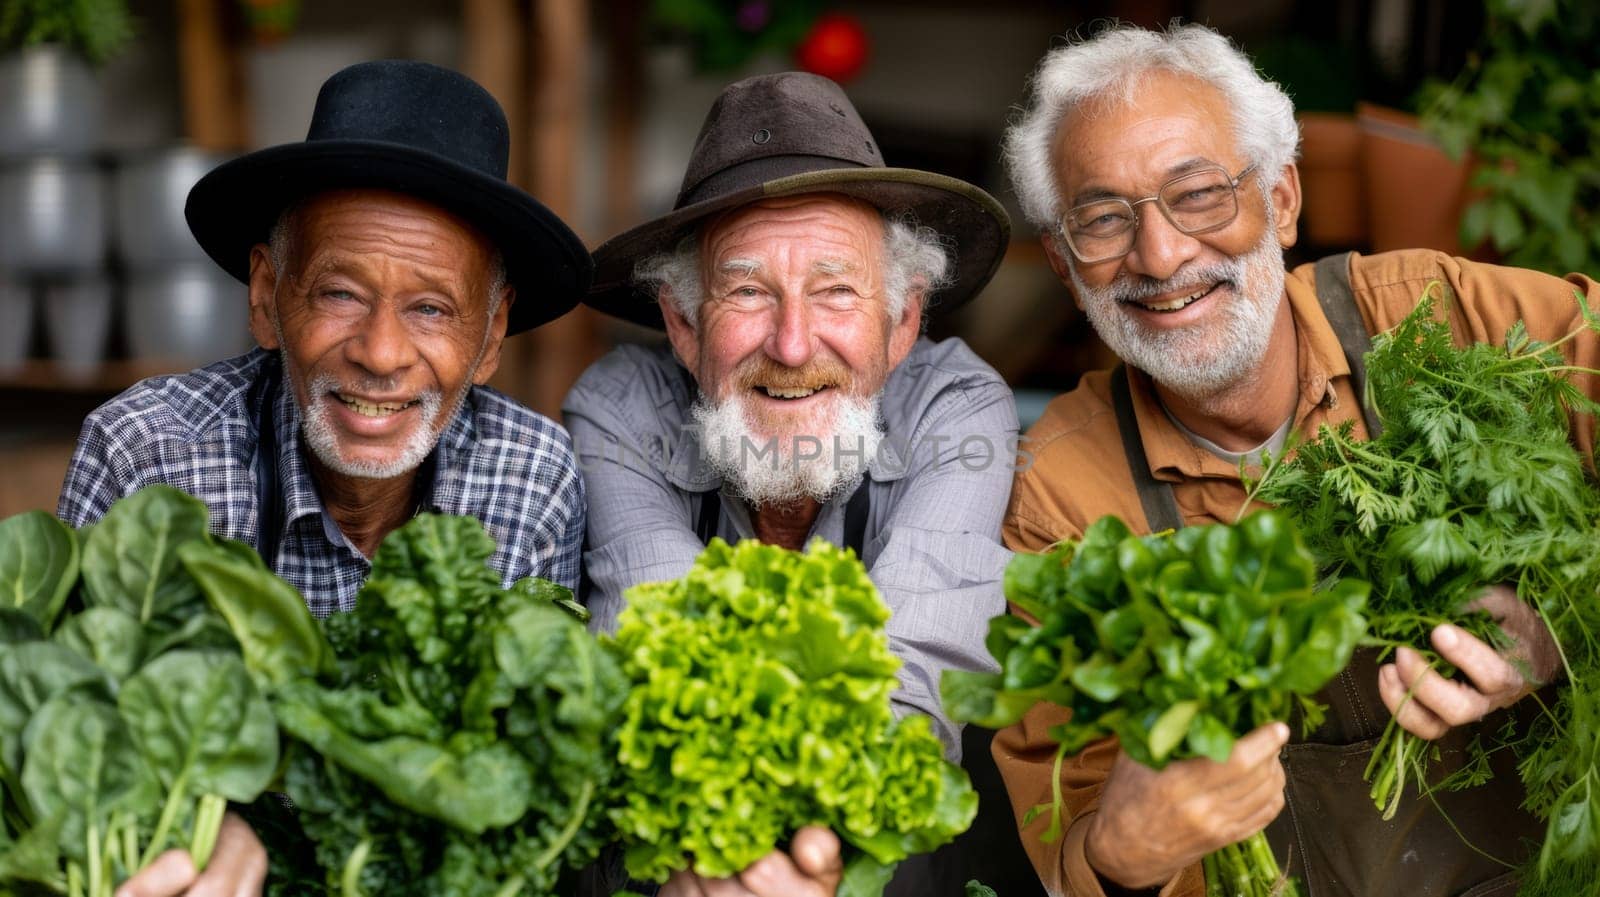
[1070,219,1286,401]
[291,362,450,480]
[691,390,884,507]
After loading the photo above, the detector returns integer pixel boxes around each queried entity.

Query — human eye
[1071,204,1133,237]
[1165,174,1231,211]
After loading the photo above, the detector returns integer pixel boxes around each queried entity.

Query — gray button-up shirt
[562,336,1016,756]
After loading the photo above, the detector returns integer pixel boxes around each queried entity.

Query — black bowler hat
[585,71,1009,329]
[185,59,591,335]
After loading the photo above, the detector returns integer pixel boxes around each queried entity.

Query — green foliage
[184,513,625,897]
[650,0,820,71]
[0,0,134,63]
[0,486,277,897]
[1252,287,1600,893]
[1420,0,1600,274]
[944,511,1368,897]
[607,538,977,895]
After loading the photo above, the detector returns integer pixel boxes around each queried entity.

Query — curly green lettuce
[606,538,976,895]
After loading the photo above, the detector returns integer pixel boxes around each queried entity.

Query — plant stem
[189,793,227,871]
[341,838,373,897]
[1203,831,1297,897]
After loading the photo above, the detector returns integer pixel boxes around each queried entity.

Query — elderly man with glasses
[994,22,1600,897]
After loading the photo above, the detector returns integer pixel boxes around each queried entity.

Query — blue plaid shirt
[58,349,585,617]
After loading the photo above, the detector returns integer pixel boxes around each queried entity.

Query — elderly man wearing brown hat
[57,60,591,896]
[565,72,1018,895]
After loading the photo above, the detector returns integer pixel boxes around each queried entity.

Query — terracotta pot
[1356,103,1473,255]
[1297,113,1367,248]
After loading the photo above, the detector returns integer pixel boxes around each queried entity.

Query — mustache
[306,372,440,402]
[1100,257,1246,304]
[732,356,854,393]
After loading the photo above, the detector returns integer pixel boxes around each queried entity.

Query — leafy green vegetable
[944,511,1369,897]
[1252,286,1600,892]
[183,513,624,897]
[80,486,209,626]
[0,512,78,627]
[0,487,279,897]
[606,538,977,896]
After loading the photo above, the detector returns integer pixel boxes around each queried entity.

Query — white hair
[1004,22,1300,234]
[633,214,952,328]
[267,202,508,314]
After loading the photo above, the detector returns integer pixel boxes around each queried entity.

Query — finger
[700,874,758,897]
[1379,660,1449,739]
[661,870,711,897]
[115,849,197,897]
[1461,584,1518,618]
[789,826,843,884]
[1227,766,1287,841]
[740,837,839,897]
[1432,625,1523,697]
[180,813,266,897]
[1226,722,1290,773]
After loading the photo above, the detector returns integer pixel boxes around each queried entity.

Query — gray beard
[690,390,884,508]
[293,361,449,480]
[1070,223,1286,402]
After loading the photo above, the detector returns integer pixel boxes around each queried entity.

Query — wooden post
[175,0,248,150]
[463,0,538,406]
[525,0,601,421]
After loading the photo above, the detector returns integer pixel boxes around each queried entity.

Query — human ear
[247,245,281,350]
[659,290,701,374]
[472,284,515,385]
[1269,163,1302,249]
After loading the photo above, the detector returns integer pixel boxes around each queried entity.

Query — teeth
[763,386,818,399]
[337,394,412,417]
[1141,287,1210,312]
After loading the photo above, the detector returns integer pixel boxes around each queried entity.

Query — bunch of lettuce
[0,486,277,897]
[184,513,625,897]
[943,511,1369,897]
[605,538,976,897]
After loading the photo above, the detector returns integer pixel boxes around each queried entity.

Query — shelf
[0,359,188,393]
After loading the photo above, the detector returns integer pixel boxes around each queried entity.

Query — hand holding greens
[943,511,1369,897]
[1252,287,1600,894]
[606,538,977,897]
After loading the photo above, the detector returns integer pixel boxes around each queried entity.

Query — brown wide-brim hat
[586,71,1009,329]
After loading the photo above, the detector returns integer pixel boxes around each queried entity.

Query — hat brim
[184,139,592,335]
[585,167,1009,329]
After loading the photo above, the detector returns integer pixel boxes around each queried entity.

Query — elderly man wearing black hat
[565,72,1018,895]
[56,60,590,895]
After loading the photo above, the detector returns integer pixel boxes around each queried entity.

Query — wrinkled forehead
[698,194,886,273]
[1051,71,1242,191]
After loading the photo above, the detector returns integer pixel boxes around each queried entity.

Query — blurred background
[0,0,1594,518]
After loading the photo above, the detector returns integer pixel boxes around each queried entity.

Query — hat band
[676,153,871,208]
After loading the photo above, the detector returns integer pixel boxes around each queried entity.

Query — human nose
[1122,200,1202,282]
[346,304,420,377]
[764,293,815,368]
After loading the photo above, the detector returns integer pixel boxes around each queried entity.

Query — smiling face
[659,195,922,505]
[663,194,920,445]
[1042,71,1302,396]
[246,189,512,481]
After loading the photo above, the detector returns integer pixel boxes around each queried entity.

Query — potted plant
[0,0,132,156]
[1419,0,1600,275]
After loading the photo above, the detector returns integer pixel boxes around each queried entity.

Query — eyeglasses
[1058,163,1259,265]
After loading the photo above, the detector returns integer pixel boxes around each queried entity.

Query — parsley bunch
[1252,287,1600,893]
[605,538,977,897]
[943,510,1369,897]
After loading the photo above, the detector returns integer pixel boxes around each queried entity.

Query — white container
[0,45,102,159]
[0,278,33,372]
[0,157,107,273]
[114,147,227,266]
[124,263,252,365]
[43,275,113,378]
